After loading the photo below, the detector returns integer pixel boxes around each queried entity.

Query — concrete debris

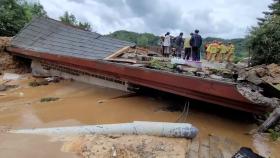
[2,73,21,81]
[210,74,224,80]
[237,84,280,109]
[0,37,30,74]
[246,71,263,85]
[0,85,7,91]
[0,84,18,92]
[239,64,280,86]
[0,37,11,51]
[29,77,61,87]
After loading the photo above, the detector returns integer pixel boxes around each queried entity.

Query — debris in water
[40,97,60,103]
[2,73,21,81]
[237,84,279,108]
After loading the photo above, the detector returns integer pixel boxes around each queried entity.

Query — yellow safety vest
[207,43,220,54]
[220,44,228,54]
[184,38,191,48]
[228,44,235,54]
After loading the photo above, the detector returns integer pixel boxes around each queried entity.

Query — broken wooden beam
[258,108,280,132]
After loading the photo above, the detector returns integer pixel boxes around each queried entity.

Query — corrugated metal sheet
[11,17,135,60]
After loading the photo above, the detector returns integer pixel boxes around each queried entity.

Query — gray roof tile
[11,17,135,59]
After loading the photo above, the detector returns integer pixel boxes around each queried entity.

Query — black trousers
[184,48,192,60]
[192,47,200,61]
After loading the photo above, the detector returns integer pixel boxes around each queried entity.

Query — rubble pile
[0,37,30,74]
[238,64,280,87]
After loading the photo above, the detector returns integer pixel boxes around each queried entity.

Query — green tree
[247,0,280,65]
[59,11,92,31]
[78,22,92,31]
[0,0,47,36]
[108,30,160,47]
[59,11,77,26]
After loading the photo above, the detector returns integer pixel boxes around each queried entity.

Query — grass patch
[268,129,280,141]
[40,97,60,103]
[29,81,40,87]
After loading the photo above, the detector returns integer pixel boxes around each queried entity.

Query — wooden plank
[104,46,130,60]
[209,135,223,158]
[199,138,210,158]
[187,139,199,158]
[104,58,137,64]
[258,108,280,132]
[220,137,240,158]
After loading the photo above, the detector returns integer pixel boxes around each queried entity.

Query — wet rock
[0,85,7,91]
[267,64,280,78]
[196,72,207,78]
[255,67,267,77]
[210,74,223,80]
[237,84,280,109]
[246,71,263,85]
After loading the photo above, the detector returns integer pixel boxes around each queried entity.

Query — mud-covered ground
[0,74,279,158]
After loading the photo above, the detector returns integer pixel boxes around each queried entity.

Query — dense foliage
[0,0,92,36]
[108,30,160,47]
[248,0,280,65]
[59,11,92,31]
[0,0,46,36]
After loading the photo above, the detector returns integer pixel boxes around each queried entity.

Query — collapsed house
[6,17,279,114]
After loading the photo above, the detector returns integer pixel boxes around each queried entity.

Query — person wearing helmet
[226,42,235,62]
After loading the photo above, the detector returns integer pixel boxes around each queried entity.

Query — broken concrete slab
[2,73,21,81]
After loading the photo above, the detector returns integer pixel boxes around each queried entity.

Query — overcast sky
[37,0,272,39]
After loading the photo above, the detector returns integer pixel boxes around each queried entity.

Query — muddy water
[0,75,279,157]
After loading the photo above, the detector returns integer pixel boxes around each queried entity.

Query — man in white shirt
[163,32,171,57]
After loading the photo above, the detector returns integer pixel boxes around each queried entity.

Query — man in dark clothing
[190,30,203,61]
[175,32,184,58]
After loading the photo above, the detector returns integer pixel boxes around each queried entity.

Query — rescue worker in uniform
[207,41,220,62]
[218,42,228,63]
[204,42,210,60]
[226,42,235,63]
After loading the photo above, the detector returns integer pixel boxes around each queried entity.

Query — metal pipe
[10,121,198,139]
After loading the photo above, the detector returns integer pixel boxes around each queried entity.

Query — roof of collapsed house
[7,18,276,114]
[11,17,135,60]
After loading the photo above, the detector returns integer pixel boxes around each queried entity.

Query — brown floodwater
[0,75,279,157]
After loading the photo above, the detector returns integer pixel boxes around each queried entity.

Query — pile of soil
[0,37,30,74]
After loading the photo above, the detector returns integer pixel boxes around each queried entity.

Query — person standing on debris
[204,42,210,60]
[218,42,228,63]
[159,36,165,55]
[184,33,193,60]
[175,32,184,58]
[163,32,171,57]
[190,30,202,61]
[226,42,235,62]
[207,40,220,61]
